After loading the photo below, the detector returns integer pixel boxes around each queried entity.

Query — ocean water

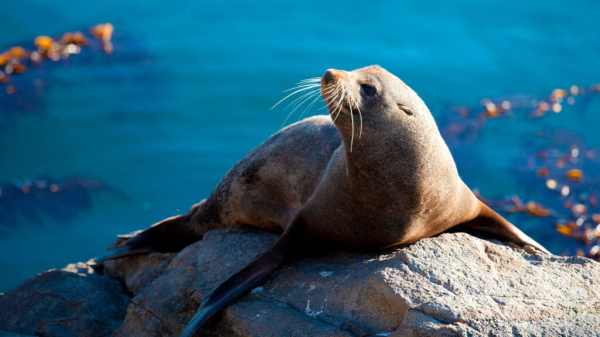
[1,0,599,291]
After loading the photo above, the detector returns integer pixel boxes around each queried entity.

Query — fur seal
[95,65,550,336]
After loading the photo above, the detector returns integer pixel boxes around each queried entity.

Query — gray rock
[105,226,600,336]
[0,263,130,337]
[0,331,36,337]
[2,226,600,336]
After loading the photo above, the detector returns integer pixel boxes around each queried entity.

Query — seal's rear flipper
[180,219,305,337]
[94,215,193,263]
[94,246,152,263]
[455,200,551,255]
[95,202,208,263]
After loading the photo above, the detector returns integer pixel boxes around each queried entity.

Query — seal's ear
[397,103,414,116]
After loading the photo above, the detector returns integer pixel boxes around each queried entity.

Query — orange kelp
[0,176,125,237]
[439,85,600,145]
[0,23,113,90]
[439,86,600,260]
[498,128,600,260]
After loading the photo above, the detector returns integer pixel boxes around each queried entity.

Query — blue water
[1,0,599,291]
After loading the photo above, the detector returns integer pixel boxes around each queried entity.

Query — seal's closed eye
[361,83,376,96]
[398,103,414,116]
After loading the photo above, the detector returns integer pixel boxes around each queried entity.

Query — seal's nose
[323,69,336,85]
[323,69,345,85]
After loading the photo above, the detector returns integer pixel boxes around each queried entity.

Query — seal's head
[319,65,459,216]
[321,65,417,120]
[320,65,442,156]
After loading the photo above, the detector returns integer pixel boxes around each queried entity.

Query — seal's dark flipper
[95,202,207,263]
[94,246,152,263]
[180,219,305,337]
[94,215,195,263]
[456,200,551,255]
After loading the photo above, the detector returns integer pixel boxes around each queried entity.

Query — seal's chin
[327,102,351,116]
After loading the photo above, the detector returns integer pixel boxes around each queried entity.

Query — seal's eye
[360,84,376,96]
[398,103,414,116]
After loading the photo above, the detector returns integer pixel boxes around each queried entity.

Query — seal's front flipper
[95,202,207,263]
[456,200,551,255]
[180,218,305,337]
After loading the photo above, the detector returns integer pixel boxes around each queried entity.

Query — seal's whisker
[320,86,340,111]
[330,93,342,119]
[298,77,321,82]
[349,95,355,153]
[305,83,335,113]
[333,89,346,121]
[349,93,363,138]
[331,86,344,111]
[283,88,320,111]
[332,99,344,122]
[287,78,321,91]
[272,86,317,111]
[318,88,340,110]
[282,83,320,93]
[288,90,321,115]
[319,85,335,101]
[277,78,336,126]
[318,85,340,111]
[297,77,321,84]
[280,89,321,128]
[323,86,340,103]
[297,91,324,122]
[271,85,320,110]
[322,83,336,93]
[332,88,346,123]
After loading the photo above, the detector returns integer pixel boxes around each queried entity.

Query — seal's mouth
[321,69,354,117]
[320,68,363,152]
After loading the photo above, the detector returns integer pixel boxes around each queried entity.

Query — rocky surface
[0,263,129,337]
[2,226,600,336]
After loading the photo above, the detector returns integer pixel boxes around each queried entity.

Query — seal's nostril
[323,69,337,85]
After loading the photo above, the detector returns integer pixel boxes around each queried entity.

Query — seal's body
[96,66,550,336]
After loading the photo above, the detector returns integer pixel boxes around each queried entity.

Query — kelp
[0,176,126,239]
[440,85,600,259]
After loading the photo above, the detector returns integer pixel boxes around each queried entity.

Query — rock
[0,331,36,337]
[0,263,130,337]
[105,226,600,336]
[2,225,600,336]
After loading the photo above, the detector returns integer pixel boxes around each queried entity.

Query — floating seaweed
[499,128,600,259]
[439,86,600,260]
[0,25,163,240]
[0,23,113,86]
[438,84,600,146]
[0,176,127,239]
[0,23,114,117]
[0,23,166,124]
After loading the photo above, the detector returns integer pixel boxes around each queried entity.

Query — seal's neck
[338,114,459,202]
